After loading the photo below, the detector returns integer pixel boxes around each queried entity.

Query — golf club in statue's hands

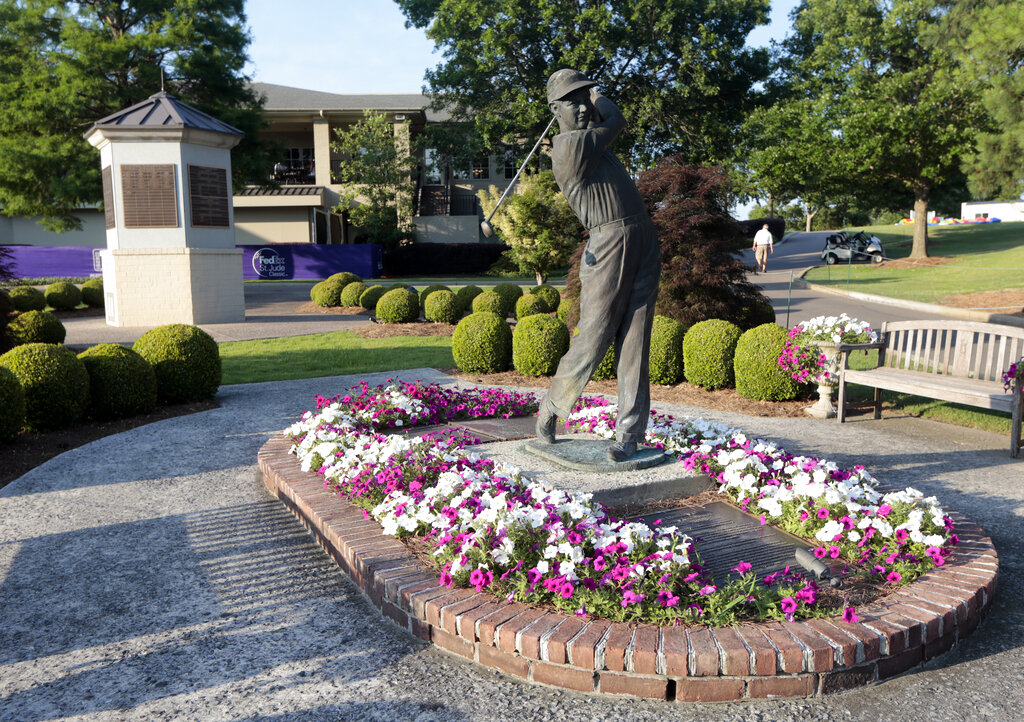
[480,115,557,238]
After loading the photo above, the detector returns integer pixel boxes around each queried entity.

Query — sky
[244,0,802,95]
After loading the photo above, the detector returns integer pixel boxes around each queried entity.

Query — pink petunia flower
[886,571,902,584]
[733,561,752,574]
[842,607,859,623]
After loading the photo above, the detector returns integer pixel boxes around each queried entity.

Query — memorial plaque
[121,164,177,228]
[188,164,230,228]
[101,166,115,229]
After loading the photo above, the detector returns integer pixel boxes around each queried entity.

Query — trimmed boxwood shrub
[556,298,572,323]
[375,288,419,323]
[530,285,561,312]
[310,278,346,307]
[734,323,800,401]
[419,284,452,308]
[683,319,742,390]
[339,281,368,307]
[455,285,483,313]
[492,283,523,318]
[327,271,361,287]
[0,343,89,431]
[8,285,46,312]
[78,344,157,419]
[649,315,686,385]
[424,290,461,324]
[512,314,569,376]
[80,278,104,308]
[132,324,221,404]
[471,291,505,316]
[515,294,548,320]
[0,364,25,441]
[359,285,387,310]
[7,310,66,345]
[592,344,616,380]
[452,312,512,373]
[44,281,82,310]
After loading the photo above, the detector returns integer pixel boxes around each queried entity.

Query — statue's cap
[546,69,597,104]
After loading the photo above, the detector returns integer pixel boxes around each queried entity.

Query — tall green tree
[778,0,981,258]
[0,0,269,232]
[395,0,771,169]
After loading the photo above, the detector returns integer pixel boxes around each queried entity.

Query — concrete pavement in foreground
[1,369,1022,721]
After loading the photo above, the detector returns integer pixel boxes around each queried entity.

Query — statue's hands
[589,88,604,122]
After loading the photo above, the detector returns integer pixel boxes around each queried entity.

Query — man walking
[535,69,660,462]
[753,223,774,272]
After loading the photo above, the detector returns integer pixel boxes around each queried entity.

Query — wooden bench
[837,320,1023,457]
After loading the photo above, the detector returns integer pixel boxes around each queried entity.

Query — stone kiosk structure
[84,92,244,326]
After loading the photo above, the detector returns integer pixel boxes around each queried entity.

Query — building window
[472,156,489,180]
[504,149,517,180]
[423,149,441,184]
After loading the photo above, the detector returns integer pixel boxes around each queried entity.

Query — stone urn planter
[804,342,875,419]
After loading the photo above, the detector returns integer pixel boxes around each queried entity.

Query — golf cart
[821,230,885,265]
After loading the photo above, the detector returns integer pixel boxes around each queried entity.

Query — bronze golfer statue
[535,69,661,462]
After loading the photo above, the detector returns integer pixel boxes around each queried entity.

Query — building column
[313,118,332,186]
[394,121,413,226]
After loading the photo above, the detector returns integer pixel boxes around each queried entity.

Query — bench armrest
[837,341,886,369]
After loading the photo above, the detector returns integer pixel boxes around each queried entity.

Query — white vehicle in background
[821,230,885,265]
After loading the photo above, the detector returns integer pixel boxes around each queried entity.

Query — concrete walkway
[2,369,1022,721]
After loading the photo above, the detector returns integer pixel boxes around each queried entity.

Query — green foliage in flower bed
[339,281,368,307]
[7,310,65,345]
[327,271,361,287]
[358,285,387,310]
[455,284,482,313]
[375,288,420,323]
[734,324,801,401]
[310,278,345,307]
[423,290,461,325]
[418,284,452,308]
[529,284,561,312]
[0,365,25,441]
[683,319,742,390]
[471,290,504,316]
[78,344,157,420]
[515,294,548,320]
[452,312,512,373]
[7,285,45,312]
[132,324,221,404]
[492,282,523,317]
[649,315,686,385]
[0,343,89,431]
[80,278,104,308]
[512,314,569,376]
[44,281,82,310]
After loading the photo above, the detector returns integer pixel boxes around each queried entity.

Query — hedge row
[4,279,104,313]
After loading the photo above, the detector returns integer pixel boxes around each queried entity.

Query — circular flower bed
[285,381,958,627]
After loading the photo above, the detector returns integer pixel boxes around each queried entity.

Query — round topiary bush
[132,324,221,404]
[557,298,573,323]
[530,285,561,312]
[649,315,686,385]
[512,314,570,376]
[424,290,461,324]
[471,291,505,316]
[419,284,452,308]
[310,278,347,307]
[592,343,616,380]
[359,285,387,310]
[455,285,483,313]
[44,281,82,310]
[0,364,25,441]
[734,323,801,401]
[339,281,369,307]
[327,271,361,287]
[0,343,89,431]
[515,294,548,320]
[7,286,46,312]
[7,310,66,345]
[683,319,743,390]
[740,298,777,329]
[492,283,523,318]
[452,312,512,373]
[375,288,419,323]
[78,343,158,419]
[80,278,104,308]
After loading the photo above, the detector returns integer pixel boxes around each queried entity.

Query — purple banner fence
[2,244,383,281]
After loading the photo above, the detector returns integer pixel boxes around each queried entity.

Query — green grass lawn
[220,331,453,385]
[803,222,1024,304]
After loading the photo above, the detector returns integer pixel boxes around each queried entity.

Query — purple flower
[841,607,859,623]
[886,571,902,584]
[733,561,752,574]
[621,590,646,607]
[699,584,717,596]
[813,546,828,559]
[780,596,798,616]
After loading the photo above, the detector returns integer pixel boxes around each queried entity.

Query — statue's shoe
[536,405,557,444]
[606,441,637,462]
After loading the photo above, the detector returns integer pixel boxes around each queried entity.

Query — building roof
[252,82,450,122]
[85,92,244,137]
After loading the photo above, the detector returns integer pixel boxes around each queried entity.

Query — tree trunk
[804,207,818,232]
[768,194,776,219]
[536,271,545,285]
[909,193,930,259]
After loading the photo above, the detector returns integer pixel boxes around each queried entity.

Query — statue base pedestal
[522,438,668,473]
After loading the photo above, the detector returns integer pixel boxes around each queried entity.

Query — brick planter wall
[258,434,997,701]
